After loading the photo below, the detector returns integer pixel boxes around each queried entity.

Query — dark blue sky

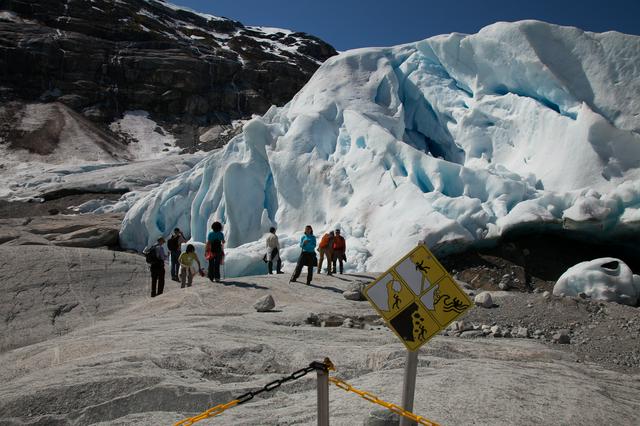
[170,0,640,51]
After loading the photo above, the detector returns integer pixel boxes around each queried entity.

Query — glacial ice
[553,258,640,306]
[120,21,640,276]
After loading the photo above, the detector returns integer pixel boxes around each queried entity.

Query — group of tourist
[145,222,226,297]
[145,223,346,296]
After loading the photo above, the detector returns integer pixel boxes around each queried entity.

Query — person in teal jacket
[290,225,317,285]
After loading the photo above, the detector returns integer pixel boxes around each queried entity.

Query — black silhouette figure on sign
[392,293,401,310]
[415,260,431,274]
[435,294,469,313]
[417,323,427,340]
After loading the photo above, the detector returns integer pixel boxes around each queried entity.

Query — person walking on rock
[167,228,186,281]
[266,227,283,274]
[178,244,202,288]
[290,225,317,285]
[332,228,346,274]
[206,221,225,282]
[317,230,335,275]
[146,237,167,297]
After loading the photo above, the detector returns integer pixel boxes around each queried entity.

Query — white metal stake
[317,368,330,426]
[399,350,419,426]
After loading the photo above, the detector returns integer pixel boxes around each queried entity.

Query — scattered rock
[516,327,529,338]
[364,409,399,426]
[253,294,276,312]
[342,318,354,328]
[490,325,503,337]
[460,330,484,338]
[498,274,511,290]
[342,281,367,301]
[542,291,551,299]
[552,330,571,344]
[474,292,493,308]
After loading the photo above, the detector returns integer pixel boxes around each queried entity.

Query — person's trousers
[180,267,194,287]
[292,252,314,284]
[268,248,282,274]
[317,249,333,273]
[208,256,221,281]
[170,249,181,279]
[333,250,345,274]
[150,264,165,296]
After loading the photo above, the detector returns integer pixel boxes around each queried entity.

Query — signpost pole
[399,350,419,426]
[317,368,330,426]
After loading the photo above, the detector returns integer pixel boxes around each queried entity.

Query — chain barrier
[174,361,330,426]
[328,377,440,426]
[175,358,438,426]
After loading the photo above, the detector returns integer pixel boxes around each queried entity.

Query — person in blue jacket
[290,225,317,285]
[207,221,225,282]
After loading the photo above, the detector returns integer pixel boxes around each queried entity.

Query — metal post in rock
[317,367,330,426]
[399,350,419,426]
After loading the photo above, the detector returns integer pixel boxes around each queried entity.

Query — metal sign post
[399,350,419,426]
[317,367,330,426]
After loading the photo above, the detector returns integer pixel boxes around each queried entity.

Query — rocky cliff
[0,0,337,148]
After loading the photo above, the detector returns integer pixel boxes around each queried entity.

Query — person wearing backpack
[317,231,335,275]
[178,244,202,288]
[146,237,167,297]
[332,229,346,274]
[290,225,317,285]
[265,227,284,274]
[167,228,186,282]
[206,221,225,282]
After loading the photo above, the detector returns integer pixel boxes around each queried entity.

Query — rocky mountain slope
[0,0,337,149]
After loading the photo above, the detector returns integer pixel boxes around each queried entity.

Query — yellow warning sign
[363,244,472,351]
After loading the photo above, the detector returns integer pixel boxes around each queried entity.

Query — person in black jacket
[149,237,167,297]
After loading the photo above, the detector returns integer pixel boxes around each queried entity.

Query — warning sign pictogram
[363,245,472,351]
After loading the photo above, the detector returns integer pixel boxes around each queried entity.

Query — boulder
[342,280,367,301]
[253,294,275,312]
[474,292,494,308]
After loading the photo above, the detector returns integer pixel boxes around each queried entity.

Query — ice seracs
[120,20,640,276]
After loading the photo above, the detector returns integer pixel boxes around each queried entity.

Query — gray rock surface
[0,214,123,249]
[0,246,148,351]
[253,294,276,312]
[0,250,639,425]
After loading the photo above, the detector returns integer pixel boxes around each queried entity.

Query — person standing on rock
[332,229,346,274]
[266,227,283,274]
[178,244,202,288]
[317,230,335,275]
[167,228,186,282]
[290,225,317,285]
[206,221,225,283]
[148,237,167,297]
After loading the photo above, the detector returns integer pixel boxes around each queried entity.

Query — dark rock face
[0,0,337,147]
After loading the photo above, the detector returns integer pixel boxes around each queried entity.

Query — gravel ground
[439,236,640,374]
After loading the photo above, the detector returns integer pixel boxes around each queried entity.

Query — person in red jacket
[332,229,346,274]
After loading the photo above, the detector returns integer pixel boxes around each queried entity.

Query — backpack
[167,235,180,251]
[319,234,330,249]
[333,235,346,251]
[144,245,160,264]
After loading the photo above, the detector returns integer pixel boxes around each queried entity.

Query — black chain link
[235,361,329,405]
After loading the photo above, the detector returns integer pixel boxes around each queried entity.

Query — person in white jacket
[266,227,284,274]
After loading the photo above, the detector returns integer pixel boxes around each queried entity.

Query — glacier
[120,20,640,275]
